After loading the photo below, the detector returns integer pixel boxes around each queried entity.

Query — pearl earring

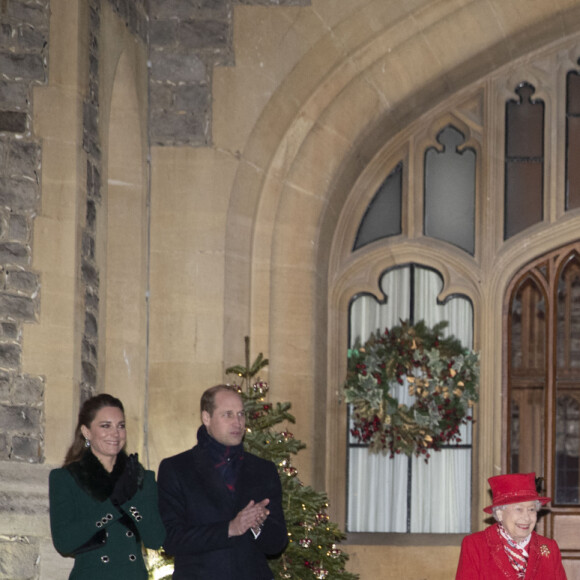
[85,438,91,448]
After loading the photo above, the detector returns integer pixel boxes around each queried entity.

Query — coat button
[129,554,137,561]
[101,555,110,563]
[95,521,103,528]
[126,530,134,537]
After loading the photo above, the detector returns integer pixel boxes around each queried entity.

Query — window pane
[349,266,410,345]
[348,450,408,532]
[556,396,580,504]
[510,388,544,476]
[353,163,402,250]
[506,84,543,157]
[414,267,473,349]
[504,83,544,239]
[556,255,580,369]
[504,161,543,239]
[410,447,471,533]
[566,71,580,210]
[509,276,546,476]
[347,264,473,533]
[566,116,580,210]
[424,126,476,254]
[555,254,580,504]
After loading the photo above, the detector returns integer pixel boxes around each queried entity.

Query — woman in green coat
[49,394,166,579]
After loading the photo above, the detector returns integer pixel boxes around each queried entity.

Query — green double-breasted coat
[49,452,166,580]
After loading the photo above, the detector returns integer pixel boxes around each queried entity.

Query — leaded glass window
[424,126,475,254]
[505,83,544,239]
[353,163,402,250]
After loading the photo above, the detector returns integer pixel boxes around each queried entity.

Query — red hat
[483,472,551,514]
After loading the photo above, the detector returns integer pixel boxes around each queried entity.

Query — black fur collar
[66,449,127,502]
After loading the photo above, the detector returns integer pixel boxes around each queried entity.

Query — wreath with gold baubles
[344,320,479,460]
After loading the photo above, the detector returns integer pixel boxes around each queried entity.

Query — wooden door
[507,242,580,575]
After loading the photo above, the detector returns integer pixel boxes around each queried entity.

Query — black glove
[110,453,144,506]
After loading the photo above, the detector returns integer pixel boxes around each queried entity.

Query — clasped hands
[228,498,270,537]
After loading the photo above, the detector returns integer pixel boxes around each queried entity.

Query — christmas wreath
[344,320,479,459]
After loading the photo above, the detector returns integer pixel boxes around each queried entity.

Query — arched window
[424,126,476,254]
[506,245,580,545]
[353,163,402,250]
[504,83,544,239]
[328,36,580,574]
[348,265,473,533]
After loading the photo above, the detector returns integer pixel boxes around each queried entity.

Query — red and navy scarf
[198,425,244,494]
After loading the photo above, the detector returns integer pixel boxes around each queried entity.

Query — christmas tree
[225,337,358,580]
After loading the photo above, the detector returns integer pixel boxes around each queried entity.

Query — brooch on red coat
[540,544,550,557]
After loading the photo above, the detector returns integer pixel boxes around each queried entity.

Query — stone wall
[0,0,47,465]
[79,0,148,403]
[0,2,50,577]
[149,0,308,146]
[0,462,72,580]
[80,0,103,406]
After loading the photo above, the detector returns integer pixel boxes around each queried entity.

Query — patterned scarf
[497,523,531,579]
[197,425,244,494]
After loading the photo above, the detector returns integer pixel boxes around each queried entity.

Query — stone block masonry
[79,0,104,406]
[148,0,310,146]
[0,0,47,466]
[0,462,55,580]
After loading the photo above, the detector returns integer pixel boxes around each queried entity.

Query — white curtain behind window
[347,265,473,533]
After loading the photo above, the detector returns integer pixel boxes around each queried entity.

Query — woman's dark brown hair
[63,394,125,466]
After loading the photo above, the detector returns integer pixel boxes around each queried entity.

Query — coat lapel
[235,454,255,504]
[485,524,518,579]
[524,533,540,579]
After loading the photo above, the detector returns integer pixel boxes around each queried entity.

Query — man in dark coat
[157,384,288,579]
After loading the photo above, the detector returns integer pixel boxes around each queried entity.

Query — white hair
[492,500,542,522]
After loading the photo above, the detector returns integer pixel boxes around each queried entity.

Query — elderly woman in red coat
[455,472,567,579]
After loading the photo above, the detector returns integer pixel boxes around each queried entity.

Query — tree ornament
[253,380,269,394]
[344,320,479,459]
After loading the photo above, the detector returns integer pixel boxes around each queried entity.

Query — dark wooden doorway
[506,241,580,575]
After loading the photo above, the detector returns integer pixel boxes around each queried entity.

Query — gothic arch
[224,1,580,490]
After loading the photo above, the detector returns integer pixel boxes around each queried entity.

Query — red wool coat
[455,523,567,579]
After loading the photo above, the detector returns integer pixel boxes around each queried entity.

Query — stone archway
[224,0,580,489]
